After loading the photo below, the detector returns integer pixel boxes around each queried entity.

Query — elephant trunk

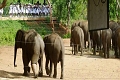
[14,45,17,67]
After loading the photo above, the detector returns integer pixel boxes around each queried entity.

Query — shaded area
[0,70,22,79]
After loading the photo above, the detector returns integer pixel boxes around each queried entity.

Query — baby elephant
[43,33,65,79]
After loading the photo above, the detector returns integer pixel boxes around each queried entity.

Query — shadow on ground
[0,70,51,79]
[0,70,22,79]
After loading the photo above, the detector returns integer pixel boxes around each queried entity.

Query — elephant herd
[14,29,64,79]
[13,20,120,79]
[70,20,120,58]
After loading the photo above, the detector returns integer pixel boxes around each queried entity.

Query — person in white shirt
[0,8,3,17]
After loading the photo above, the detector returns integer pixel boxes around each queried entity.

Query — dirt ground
[0,38,120,80]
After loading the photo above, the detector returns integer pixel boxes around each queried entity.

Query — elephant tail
[14,45,17,67]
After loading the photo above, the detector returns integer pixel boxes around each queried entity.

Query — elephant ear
[15,30,24,42]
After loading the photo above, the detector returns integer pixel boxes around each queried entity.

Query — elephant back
[109,20,119,32]
[25,29,37,43]
[44,33,64,63]
[71,26,84,45]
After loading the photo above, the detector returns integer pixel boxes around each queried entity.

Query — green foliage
[62,32,71,38]
[2,0,120,22]
[0,20,23,46]
[0,20,53,46]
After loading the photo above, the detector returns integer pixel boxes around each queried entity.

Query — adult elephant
[70,20,91,50]
[101,28,112,58]
[70,20,81,46]
[114,24,120,58]
[71,26,84,55]
[14,29,44,78]
[90,30,102,55]
[78,20,91,49]
[109,20,120,49]
[43,33,64,79]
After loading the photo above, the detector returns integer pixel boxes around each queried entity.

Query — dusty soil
[0,39,120,80]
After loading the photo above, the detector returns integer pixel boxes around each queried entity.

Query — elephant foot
[60,74,63,79]
[34,75,38,78]
[53,74,57,78]
[38,72,43,77]
[49,74,52,77]
[23,72,29,76]
[46,68,50,75]
[28,67,30,73]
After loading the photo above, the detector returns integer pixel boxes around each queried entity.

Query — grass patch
[0,20,69,46]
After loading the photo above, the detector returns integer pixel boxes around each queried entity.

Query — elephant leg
[103,46,105,58]
[84,41,86,49]
[60,60,63,79]
[38,57,43,77]
[45,57,50,75]
[88,33,91,50]
[49,60,53,77]
[72,44,74,54]
[78,45,80,51]
[115,46,119,58]
[93,45,96,55]
[76,45,78,53]
[80,47,83,56]
[74,45,77,55]
[53,62,57,78]
[31,63,38,78]
[74,45,76,55]
[118,47,120,58]
[22,52,30,76]
[107,47,109,58]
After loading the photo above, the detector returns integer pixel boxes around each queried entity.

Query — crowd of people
[0,1,51,17]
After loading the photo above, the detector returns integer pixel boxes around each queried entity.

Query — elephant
[114,24,120,58]
[70,20,91,50]
[109,20,120,49]
[90,30,102,55]
[101,28,112,58]
[43,32,64,79]
[70,20,81,46]
[14,29,44,78]
[78,20,91,49]
[71,26,84,55]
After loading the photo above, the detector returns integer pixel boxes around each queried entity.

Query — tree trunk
[67,0,71,26]
[44,0,46,5]
[0,0,7,9]
[47,0,54,32]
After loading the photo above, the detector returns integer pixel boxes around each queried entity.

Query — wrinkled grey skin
[101,28,112,58]
[90,30,102,55]
[43,33,64,79]
[70,20,91,50]
[71,26,84,55]
[14,29,44,78]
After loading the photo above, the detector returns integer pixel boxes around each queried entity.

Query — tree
[0,0,7,9]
